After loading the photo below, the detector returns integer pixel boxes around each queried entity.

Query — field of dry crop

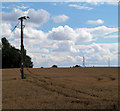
[2,67,118,109]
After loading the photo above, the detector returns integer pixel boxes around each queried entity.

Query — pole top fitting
[18,16,30,20]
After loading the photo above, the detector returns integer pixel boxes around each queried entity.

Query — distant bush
[41,67,44,68]
[73,65,81,67]
[52,65,58,68]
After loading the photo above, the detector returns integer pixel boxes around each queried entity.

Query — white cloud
[1,23,12,38]
[53,3,57,6]
[2,23,117,44]
[9,26,49,50]
[2,8,50,27]
[24,27,47,40]
[17,5,28,9]
[69,4,93,10]
[62,56,76,64]
[77,26,118,37]
[1,21,118,67]
[31,52,78,67]
[27,47,49,54]
[27,9,50,27]
[104,35,118,38]
[75,42,118,65]
[52,41,79,53]
[2,0,118,5]
[30,42,118,67]
[47,25,118,43]
[52,14,69,23]
[47,25,117,43]
[12,28,21,39]
[2,6,9,9]
[2,8,23,23]
[3,0,22,1]
[87,19,104,25]
[90,26,118,37]
[48,25,93,42]
[75,29,93,42]
[48,25,76,41]
[66,0,118,5]
[88,43,111,55]
[40,48,49,53]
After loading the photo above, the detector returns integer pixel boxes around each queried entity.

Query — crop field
[2,67,118,109]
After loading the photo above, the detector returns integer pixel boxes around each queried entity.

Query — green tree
[2,37,33,68]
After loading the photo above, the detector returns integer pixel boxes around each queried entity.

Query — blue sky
[1,2,118,67]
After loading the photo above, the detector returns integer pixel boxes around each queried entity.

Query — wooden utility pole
[18,16,30,79]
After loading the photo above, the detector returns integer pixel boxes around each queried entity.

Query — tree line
[1,37,33,68]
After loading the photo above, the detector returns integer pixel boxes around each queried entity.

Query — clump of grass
[24,75,27,79]
[13,78,17,80]
[98,77,103,81]
[113,104,116,110]
[110,77,116,80]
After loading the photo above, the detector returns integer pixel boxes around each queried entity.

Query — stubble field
[2,67,118,109]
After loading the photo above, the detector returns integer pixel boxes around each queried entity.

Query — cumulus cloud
[29,42,118,67]
[2,8,23,23]
[48,25,76,41]
[40,48,49,53]
[2,0,118,5]
[77,26,118,37]
[2,8,50,27]
[68,4,93,10]
[104,35,118,38]
[27,9,50,27]
[2,6,9,9]
[87,19,104,25]
[1,23,12,38]
[75,42,118,66]
[48,25,117,43]
[89,26,118,37]
[75,29,93,42]
[88,43,111,55]
[48,25,93,42]
[61,55,77,65]
[1,21,118,67]
[2,23,117,44]
[66,0,118,5]
[17,5,28,9]
[52,14,69,23]
[24,27,47,40]
[2,0,19,2]
[26,47,49,54]
[52,41,79,53]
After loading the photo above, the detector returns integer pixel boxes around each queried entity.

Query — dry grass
[2,67,118,109]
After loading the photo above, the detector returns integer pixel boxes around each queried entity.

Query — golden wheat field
[2,67,118,109]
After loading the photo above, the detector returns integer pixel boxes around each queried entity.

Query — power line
[3,21,20,39]
[11,21,20,32]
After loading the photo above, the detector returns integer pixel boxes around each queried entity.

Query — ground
[2,67,118,109]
